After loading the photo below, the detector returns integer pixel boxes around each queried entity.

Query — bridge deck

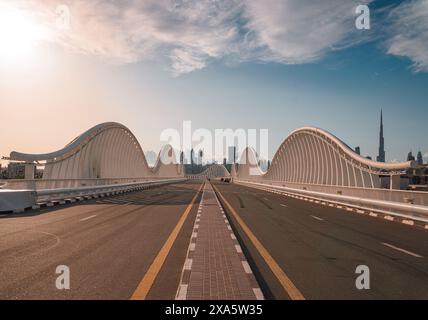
[176,182,263,300]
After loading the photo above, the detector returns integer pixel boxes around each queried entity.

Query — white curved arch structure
[9,122,184,179]
[233,127,415,189]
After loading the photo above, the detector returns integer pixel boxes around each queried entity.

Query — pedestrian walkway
[176,182,263,300]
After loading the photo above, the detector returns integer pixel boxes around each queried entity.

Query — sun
[0,4,50,65]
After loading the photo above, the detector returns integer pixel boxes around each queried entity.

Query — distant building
[228,146,236,164]
[355,146,361,155]
[7,163,25,179]
[417,151,423,165]
[407,151,415,161]
[376,109,385,162]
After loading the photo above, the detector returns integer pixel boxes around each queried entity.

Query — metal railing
[237,180,428,206]
[235,180,428,224]
[0,177,183,191]
[0,178,187,212]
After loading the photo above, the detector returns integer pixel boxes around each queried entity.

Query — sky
[1,0,428,166]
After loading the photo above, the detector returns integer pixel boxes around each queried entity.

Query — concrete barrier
[0,190,37,212]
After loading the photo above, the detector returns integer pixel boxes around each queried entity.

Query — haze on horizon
[1,0,428,166]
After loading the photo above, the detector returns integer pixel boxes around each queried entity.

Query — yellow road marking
[130,182,204,300]
[213,184,305,300]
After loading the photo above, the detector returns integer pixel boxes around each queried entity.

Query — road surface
[1,180,428,300]
[213,181,428,299]
[0,181,203,299]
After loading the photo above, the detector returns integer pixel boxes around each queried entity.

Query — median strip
[213,184,305,300]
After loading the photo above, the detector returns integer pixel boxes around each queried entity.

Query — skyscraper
[355,146,360,155]
[376,109,385,162]
[417,151,423,165]
[228,146,236,164]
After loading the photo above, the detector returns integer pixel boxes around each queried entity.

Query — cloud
[14,0,374,74]
[243,0,372,64]
[386,0,428,72]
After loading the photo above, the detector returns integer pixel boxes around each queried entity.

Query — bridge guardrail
[0,178,187,213]
[235,180,428,225]
[0,177,184,190]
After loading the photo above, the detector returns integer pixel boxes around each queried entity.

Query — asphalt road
[213,182,428,300]
[1,179,428,300]
[0,181,202,300]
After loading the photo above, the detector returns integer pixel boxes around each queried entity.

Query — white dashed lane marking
[241,261,252,274]
[381,242,423,258]
[310,215,324,222]
[80,215,97,222]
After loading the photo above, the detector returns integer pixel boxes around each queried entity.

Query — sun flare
[0,4,50,65]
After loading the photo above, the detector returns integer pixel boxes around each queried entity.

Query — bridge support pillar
[24,163,36,180]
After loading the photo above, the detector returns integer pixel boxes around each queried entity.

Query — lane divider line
[310,215,324,222]
[381,242,423,258]
[130,182,204,300]
[79,215,97,222]
[213,184,305,300]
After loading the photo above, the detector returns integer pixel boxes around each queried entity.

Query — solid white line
[252,288,264,300]
[280,204,288,207]
[310,215,324,222]
[80,215,97,222]
[381,242,423,258]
